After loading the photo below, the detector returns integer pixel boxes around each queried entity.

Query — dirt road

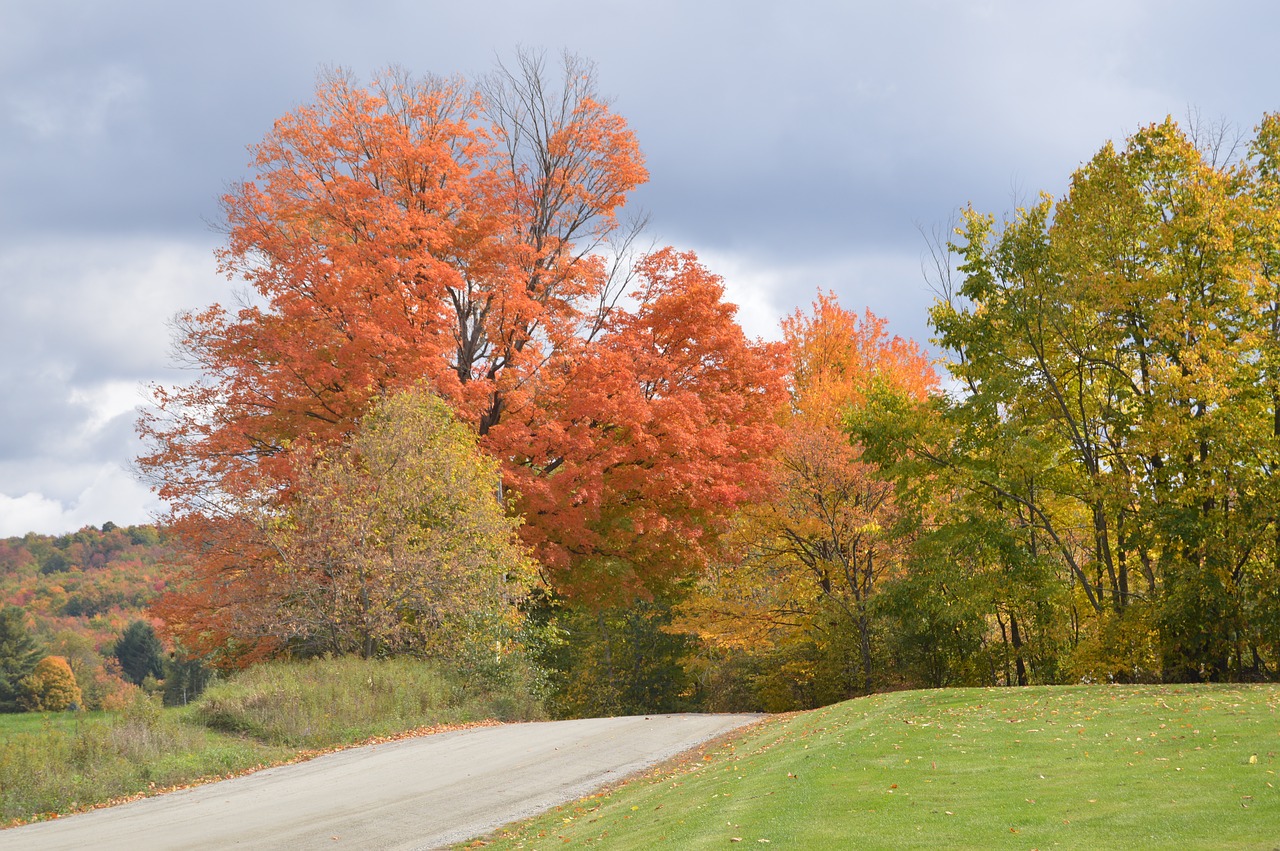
[0,713,760,850]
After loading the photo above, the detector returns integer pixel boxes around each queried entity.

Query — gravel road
[0,713,760,850]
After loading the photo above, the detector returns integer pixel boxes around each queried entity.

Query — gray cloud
[2,0,1278,533]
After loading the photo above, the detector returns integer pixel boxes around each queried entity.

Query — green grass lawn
[0,711,108,738]
[479,684,1280,850]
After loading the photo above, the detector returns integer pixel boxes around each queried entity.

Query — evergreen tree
[113,620,165,686]
[0,606,44,712]
[162,652,213,706]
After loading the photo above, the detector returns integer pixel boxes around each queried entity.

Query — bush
[19,656,83,711]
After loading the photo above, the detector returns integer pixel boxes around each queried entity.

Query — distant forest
[0,524,184,709]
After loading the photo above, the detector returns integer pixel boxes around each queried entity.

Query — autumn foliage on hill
[0,525,172,709]
[139,53,785,669]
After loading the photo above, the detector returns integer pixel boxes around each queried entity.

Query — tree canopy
[153,386,536,666]
[139,53,785,653]
[864,114,1280,684]
[0,606,44,712]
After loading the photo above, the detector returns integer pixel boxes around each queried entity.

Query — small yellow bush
[20,656,84,711]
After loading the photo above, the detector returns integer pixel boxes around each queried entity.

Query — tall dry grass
[0,691,289,822]
[194,654,545,747]
[0,654,544,823]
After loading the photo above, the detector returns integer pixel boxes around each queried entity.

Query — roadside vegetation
[481,684,1280,850]
[0,656,543,824]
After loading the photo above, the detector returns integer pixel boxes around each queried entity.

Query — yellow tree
[682,294,936,703]
[155,385,535,666]
[923,116,1280,682]
[19,656,83,711]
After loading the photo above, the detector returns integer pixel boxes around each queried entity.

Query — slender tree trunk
[858,606,874,695]
[1009,612,1027,686]
[995,610,1011,686]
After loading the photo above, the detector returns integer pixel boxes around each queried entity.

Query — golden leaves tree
[682,294,936,706]
[919,115,1280,683]
[155,386,534,665]
[19,656,83,712]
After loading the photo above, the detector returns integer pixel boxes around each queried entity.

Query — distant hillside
[0,522,179,708]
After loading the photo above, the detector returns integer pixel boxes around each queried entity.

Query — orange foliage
[681,293,937,695]
[782,290,936,425]
[496,249,787,602]
[140,57,786,654]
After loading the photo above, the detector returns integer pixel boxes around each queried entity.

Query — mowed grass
[479,684,1280,850]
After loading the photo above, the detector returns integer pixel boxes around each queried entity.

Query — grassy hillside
[0,656,542,824]
[480,684,1280,850]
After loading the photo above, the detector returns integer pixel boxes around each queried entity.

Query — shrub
[19,656,83,711]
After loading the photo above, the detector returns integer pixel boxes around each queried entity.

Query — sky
[2,0,1278,537]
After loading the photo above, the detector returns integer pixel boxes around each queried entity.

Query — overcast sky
[2,0,1278,536]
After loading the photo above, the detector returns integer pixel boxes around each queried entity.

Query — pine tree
[113,620,165,686]
[0,607,44,712]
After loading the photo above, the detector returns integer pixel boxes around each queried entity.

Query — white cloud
[0,236,228,533]
[692,246,939,350]
[0,463,159,537]
[69,381,147,437]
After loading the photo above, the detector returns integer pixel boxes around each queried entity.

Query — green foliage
[487,684,1280,850]
[541,597,697,718]
[161,652,214,707]
[859,114,1280,687]
[112,620,166,686]
[0,606,44,712]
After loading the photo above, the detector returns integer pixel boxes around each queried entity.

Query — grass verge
[477,684,1280,850]
[0,655,543,825]
[0,691,294,824]
[193,654,542,748]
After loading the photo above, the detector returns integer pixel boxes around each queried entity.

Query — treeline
[128,50,1280,716]
[852,116,1280,690]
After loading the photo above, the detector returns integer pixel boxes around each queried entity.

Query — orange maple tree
[496,248,787,602]
[140,55,786,658]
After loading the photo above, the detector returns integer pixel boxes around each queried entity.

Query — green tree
[161,651,213,707]
[544,598,695,718]
[0,606,44,712]
[898,115,1280,684]
[113,620,166,686]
